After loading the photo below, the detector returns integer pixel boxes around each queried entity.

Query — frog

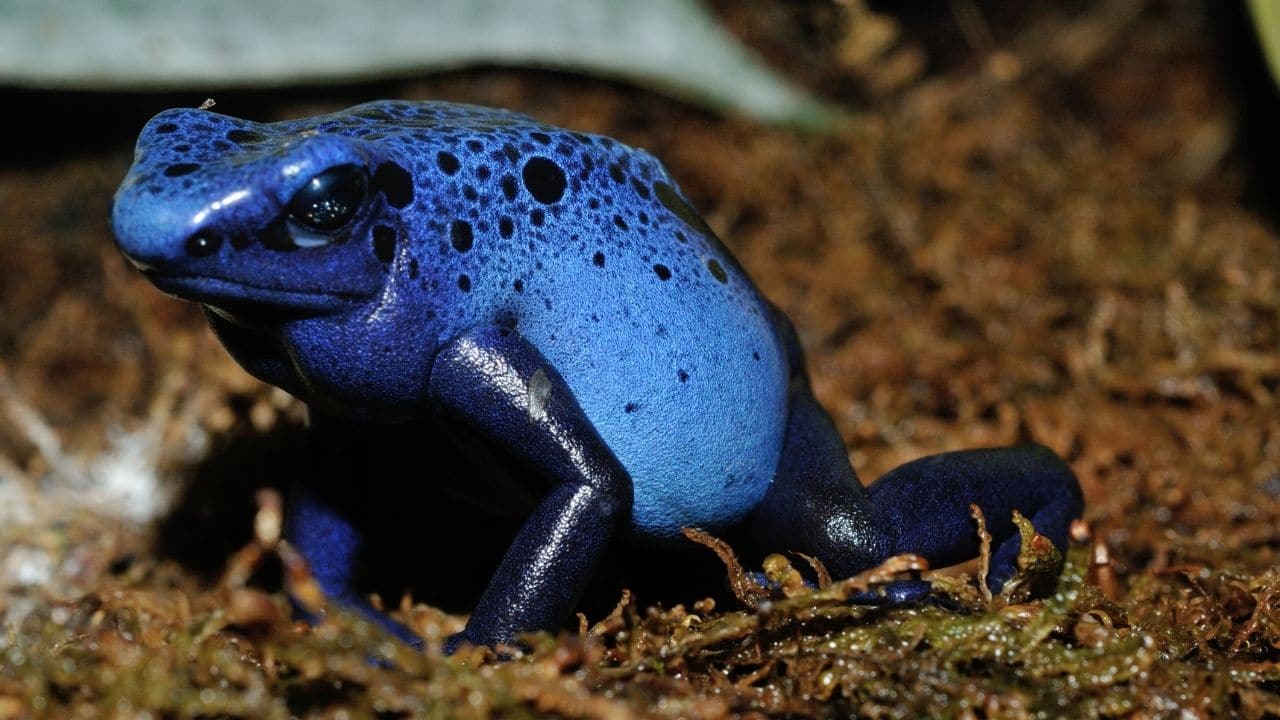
[110,100,1084,653]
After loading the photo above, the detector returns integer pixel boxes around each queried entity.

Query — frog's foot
[845,580,932,606]
[288,591,426,651]
[742,567,930,606]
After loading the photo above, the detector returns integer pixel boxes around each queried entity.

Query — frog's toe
[847,579,931,606]
[441,631,467,656]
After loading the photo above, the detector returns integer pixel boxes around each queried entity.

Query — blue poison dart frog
[111,100,1083,653]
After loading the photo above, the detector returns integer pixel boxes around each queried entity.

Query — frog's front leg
[286,413,427,648]
[427,327,632,652]
[209,308,428,645]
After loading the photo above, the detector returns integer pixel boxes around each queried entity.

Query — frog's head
[111,107,414,320]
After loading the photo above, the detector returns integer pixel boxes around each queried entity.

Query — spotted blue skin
[112,101,1084,652]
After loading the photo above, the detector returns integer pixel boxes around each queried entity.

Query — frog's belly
[516,279,790,540]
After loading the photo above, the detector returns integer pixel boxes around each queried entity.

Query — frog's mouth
[146,271,364,314]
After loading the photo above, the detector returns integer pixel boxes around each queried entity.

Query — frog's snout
[111,176,194,272]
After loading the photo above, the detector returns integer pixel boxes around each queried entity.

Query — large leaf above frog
[0,0,832,126]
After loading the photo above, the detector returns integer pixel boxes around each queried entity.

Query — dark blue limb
[867,444,1082,592]
[747,386,895,580]
[427,328,632,652]
[285,413,424,648]
[750,307,921,599]
[749,343,1081,598]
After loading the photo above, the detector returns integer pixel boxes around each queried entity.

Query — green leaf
[0,0,836,127]
[1249,0,1280,91]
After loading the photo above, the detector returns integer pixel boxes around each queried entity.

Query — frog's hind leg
[752,304,1082,596]
[866,444,1082,592]
[746,304,903,595]
[749,382,1082,597]
[745,382,906,595]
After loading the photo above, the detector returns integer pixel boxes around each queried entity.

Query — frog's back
[286,102,792,538]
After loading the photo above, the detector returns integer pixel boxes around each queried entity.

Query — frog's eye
[286,164,368,238]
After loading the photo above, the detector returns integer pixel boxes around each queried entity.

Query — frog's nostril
[185,230,223,257]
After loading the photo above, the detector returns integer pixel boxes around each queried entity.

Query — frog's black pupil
[287,164,367,232]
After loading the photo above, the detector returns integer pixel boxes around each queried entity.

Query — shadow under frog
[158,413,729,620]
